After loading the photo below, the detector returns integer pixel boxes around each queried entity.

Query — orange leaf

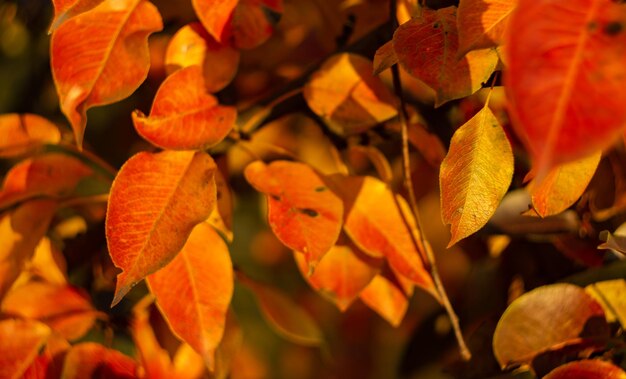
[2,282,98,341]
[0,114,61,158]
[49,0,103,31]
[294,243,380,311]
[244,160,343,266]
[60,343,138,379]
[457,0,517,56]
[106,151,217,306]
[207,168,234,242]
[544,360,626,379]
[51,0,163,147]
[0,153,93,209]
[147,222,234,371]
[440,104,513,246]
[22,237,68,285]
[333,175,435,292]
[304,53,398,135]
[393,7,499,106]
[505,0,626,175]
[192,0,283,49]
[165,22,240,93]
[359,268,411,327]
[0,319,51,379]
[527,151,601,217]
[132,66,236,150]
[0,200,56,301]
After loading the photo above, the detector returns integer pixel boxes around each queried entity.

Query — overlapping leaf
[165,22,240,93]
[505,0,626,175]
[244,160,343,266]
[457,0,517,56]
[393,7,499,106]
[147,222,234,370]
[0,114,60,158]
[50,0,103,31]
[51,0,163,147]
[106,151,217,306]
[60,343,138,379]
[0,153,93,209]
[0,319,51,379]
[440,104,513,246]
[304,53,397,135]
[133,66,236,150]
[360,268,411,327]
[526,152,601,217]
[544,360,626,379]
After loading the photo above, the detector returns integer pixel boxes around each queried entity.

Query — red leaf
[60,343,138,379]
[106,151,217,306]
[51,0,163,147]
[0,319,51,379]
[244,160,343,266]
[147,223,234,371]
[505,0,626,175]
[132,66,236,150]
[544,360,626,379]
[0,114,61,158]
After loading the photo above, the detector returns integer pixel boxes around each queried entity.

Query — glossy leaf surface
[147,222,234,370]
[51,0,163,147]
[106,151,217,306]
[393,7,499,106]
[304,53,397,135]
[457,0,517,56]
[244,160,343,266]
[0,319,51,379]
[133,66,237,150]
[0,114,61,158]
[505,0,626,175]
[440,105,513,246]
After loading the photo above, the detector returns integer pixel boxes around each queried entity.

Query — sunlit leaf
[304,53,397,135]
[359,268,411,327]
[165,22,240,93]
[19,237,67,285]
[0,200,56,301]
[505,0,626,175]
[457,0,517,56]
[147,223,234,371]
[192,0,283,49]
[132,66,237,150]
[294,243,380,311]
[393,7,499,106]
[493,283,609,369]
[2,281,98,341]
[586,279,626,328]
[51,0,163,147]
[0,153,93,210]
[0,114,61,158]
[372,41,398,75]
[207,311,243,379]
[106,151,217,306]
[207,168,234,242]
[544,360,626,379]
[598,230,626,255]
[0,319,51,379]
[244,160,343,266]
[50,0,103,32]
[526,152,601,217]
[440,104,513,246]
[60,342,138,379]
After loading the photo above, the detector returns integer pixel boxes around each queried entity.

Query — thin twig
[389,0,471,361]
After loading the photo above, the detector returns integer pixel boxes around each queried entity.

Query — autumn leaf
[304,53,398,135]
[0,319,51,379]
[0,153,93,210]
[132,66,237,150]
[60,343,138,379]
[16,237,68,286]
[544,360,626,379]
[393,7,499,106]
[192,0,283,49]
[440,104,513,246]
[360,267,411,327]
[165,22,240,93]
[49,0,103,32]
[333,175,435,292]
[505,0,626,175]
[0,200,56,301]
[244,160,343,266]
[147,222,234,371]
[207,168,234,242]
[457,0,517,57]
[0,114,61,158]
[493,283,609,369]
[526,152,601,217]
[51,0,163,147]
[106,151,217,306]
[2,281,99,341]
[586,280,626,328]
[294,243,380,311]
[372,41,398,75]
[208,311,243,379]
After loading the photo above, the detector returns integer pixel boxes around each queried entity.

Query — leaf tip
[111,274,135,308]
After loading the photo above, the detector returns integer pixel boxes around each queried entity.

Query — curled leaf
[0,114,61,158]
[544,360,626,379]
[50,0,103,32]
